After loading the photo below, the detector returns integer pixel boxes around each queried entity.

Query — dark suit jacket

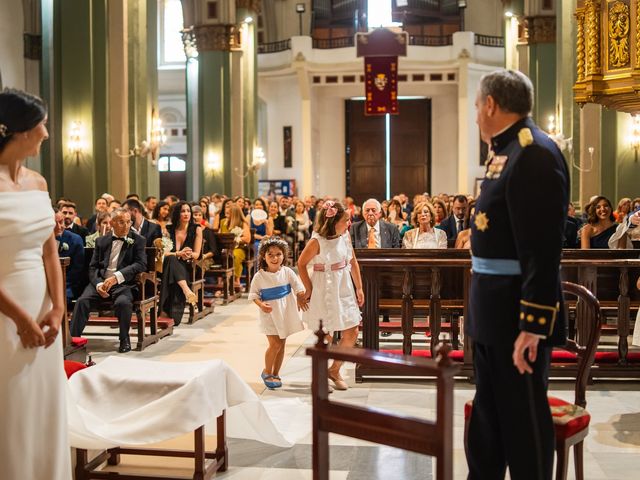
[436,215,466,248]
[69,223,89,242]
[349,220,401,248]
[138,219,162,248]
[57,229,85,299]
[563,217,580,248]
[89,231,147,288]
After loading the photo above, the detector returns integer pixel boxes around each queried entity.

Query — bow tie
[113,237,126,242]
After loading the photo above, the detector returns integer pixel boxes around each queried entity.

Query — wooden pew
[307,325,459,480]
[357,249,640,381]
[204,233,239,304]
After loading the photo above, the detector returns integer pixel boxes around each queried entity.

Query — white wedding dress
[0,190,71,479]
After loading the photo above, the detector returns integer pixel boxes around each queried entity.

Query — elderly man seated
[349,198,401,249]
[70,208,147,353]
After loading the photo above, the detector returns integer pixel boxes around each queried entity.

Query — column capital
[192,24,240,52]
[236,0,261,14]
[518,16,556,44]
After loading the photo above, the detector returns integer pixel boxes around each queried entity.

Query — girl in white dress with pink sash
[0,89,71,479]
[298,201,365,391]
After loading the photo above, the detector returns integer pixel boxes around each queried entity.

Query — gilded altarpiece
[573,0,640,113]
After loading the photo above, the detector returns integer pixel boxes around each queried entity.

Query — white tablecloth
[67,357,310,449]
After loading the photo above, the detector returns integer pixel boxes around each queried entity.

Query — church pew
[356,249,640,381]
[307,325,459,480]
[204,233,239,304]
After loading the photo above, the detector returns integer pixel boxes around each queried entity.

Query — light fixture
[457,0,467,8]
[629,114,640,162]
[505,11,514,18]
[547,115,556,135]
[234,146,267,177]
[295,3,306,13]
[68,121,85,163]
[244,16,253,24]
[206,152,222,172]
[115,111,167,166]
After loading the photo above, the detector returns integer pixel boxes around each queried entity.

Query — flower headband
[259,236,289,253]
[323,200,338,218]
[0,124,8,138]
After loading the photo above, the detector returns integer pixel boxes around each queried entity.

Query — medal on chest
[485,155,509,180]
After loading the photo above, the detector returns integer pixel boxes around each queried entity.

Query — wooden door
[389,99,430,198]
[345,100,385,205]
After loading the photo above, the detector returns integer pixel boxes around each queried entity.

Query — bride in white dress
[0,89,71,479]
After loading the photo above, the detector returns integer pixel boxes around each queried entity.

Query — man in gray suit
[350,198,402,249]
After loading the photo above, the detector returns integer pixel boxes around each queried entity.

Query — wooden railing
[307,325,459,480]
[474,34,504,47]
[408,34,453,46]
[312,36,355,49]
[356,249,640,380]
[257,39,291,54]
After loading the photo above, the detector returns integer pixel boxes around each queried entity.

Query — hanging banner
[364,56,398,116]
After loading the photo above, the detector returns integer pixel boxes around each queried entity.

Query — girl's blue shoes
[261,372,282,389]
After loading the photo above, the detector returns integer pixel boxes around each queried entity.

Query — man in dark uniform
[466,70,568,480]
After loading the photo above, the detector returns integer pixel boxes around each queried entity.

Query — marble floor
[84,297,640,479]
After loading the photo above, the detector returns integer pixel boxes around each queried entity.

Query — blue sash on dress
[260,284,292,301]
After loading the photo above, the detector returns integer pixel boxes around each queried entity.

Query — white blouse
[402,227,448,249]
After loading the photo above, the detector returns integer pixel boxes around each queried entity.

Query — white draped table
[67,357,310,479]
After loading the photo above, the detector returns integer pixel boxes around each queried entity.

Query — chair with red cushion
[463,281,603,480]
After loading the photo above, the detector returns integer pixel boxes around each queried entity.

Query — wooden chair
[463,281,603,480]
[242,228,256,289]
[307,323,459,480]
[188,253,214,323]
[205,233,238,304]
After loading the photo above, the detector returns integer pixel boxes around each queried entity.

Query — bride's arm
[40,232,66,348]
[0,288,45,348]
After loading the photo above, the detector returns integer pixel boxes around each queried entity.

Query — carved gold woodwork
[192,24,240,52]
[235,0,261,13]
[574,0,640,114]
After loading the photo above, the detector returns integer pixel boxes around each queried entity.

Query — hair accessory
[0,124,7,138]
[259,236,289,252]
[323,200,338,218]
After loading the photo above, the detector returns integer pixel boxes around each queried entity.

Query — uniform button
[538,317,547,325]
[526,314,534,322]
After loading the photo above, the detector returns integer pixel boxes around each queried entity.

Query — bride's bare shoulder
[24,168,48,191]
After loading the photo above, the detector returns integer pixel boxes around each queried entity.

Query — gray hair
[478,69,534,116]
[362,198,382,212]
[109,207,130,220]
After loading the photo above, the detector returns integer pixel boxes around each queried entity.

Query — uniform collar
[490,116,533,153]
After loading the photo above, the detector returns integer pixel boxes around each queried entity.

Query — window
[368,0,394,28]
[159,0,186,67]
[158,156,186,172]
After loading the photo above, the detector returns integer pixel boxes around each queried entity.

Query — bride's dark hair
[0,89,47,152]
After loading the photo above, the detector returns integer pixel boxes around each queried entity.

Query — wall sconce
[629,115,640,162]
[234,146,267,178]
[68,121,85,163]
[115,112,167,166]
[547,115,556,135]
[206,152,222,172]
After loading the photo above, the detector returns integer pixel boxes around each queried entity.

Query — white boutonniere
[125,237,135,246]
[518,128,533,147]
[60,242,69,251]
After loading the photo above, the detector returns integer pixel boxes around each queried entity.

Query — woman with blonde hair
[220,204,251,289]
[615,197,632,223]
[402,202,447,249]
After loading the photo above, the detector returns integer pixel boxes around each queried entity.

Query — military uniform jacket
[467,117,569,347]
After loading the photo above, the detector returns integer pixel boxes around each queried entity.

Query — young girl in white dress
[298,201,365,391]
[249,237,307,389]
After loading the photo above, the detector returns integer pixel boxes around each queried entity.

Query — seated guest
[402,202,447,249]
[581,195,617,249]
[387,198,408,232]
[126,193,139,201]
[293,200,311,249]
[86,196,109,233]
[615,197,632,223]
[220,204,251,290]
[607,207,640,249]
[159,201,202,325]
[436,194,468,247]
[144,195,157,218]
[269,200,287,237]
[85,211,112,247]
[564,203,581,248]
[212,198,233,232]
[123,198,161,247]
[54,210,84,302]
[151,200,171,235]
[350,198,401,248]
[60,202,89,242]
[432,198,448,227]
[454,200,475,249]
[108,199,122,212]
[70,209,147,353]
[251,198,273,252]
